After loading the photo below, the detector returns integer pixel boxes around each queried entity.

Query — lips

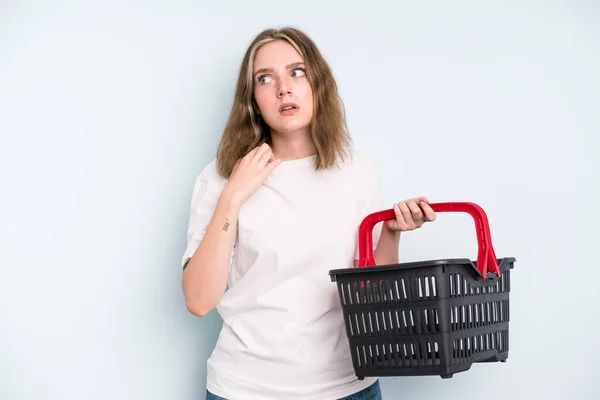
[279,102,299,113]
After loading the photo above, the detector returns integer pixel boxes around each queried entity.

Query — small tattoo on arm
[223,219,230,231]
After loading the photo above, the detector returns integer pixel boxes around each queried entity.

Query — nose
[277,82,292,98]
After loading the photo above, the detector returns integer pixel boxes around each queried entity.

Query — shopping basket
[329,202,515,379]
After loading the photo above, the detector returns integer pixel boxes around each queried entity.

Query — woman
[181,26,436,400]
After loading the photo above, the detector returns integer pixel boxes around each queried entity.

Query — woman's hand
[384,197,436,232]
[221,143,282,208]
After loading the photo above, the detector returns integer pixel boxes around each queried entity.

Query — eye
[258,75,273,84]
[291,68,306,78]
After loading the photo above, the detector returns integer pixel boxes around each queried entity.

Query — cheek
[300,82,313,99]
[303,86,314,115]
[254,89,273,113]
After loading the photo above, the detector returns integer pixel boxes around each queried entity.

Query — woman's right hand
[221,143,282,208]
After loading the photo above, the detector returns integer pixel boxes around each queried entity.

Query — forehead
[253,40,303,71]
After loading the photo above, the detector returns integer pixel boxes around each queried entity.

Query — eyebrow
[253,62,305,78]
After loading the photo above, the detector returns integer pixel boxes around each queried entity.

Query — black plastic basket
[329,202,515,379]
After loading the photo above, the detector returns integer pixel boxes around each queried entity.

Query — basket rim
[328,257,516,278]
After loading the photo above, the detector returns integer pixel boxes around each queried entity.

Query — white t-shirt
[182,150,384,400]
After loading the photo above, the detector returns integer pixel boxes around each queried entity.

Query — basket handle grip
[357,202,500,278]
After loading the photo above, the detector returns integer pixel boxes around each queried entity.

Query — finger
[263,158,282,175]
[252,143,271,162]
[392,203,408,230]
[241,144,264,164]
[244,144,262,159]
[257,146,274,166]
[420,201,436,222]
[386,204,400,231]
[407,200,424,226]
[398,202,415,230]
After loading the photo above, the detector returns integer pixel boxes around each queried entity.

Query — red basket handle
[357,202,500,278]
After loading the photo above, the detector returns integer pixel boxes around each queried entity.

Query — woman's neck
[270,130,316,161]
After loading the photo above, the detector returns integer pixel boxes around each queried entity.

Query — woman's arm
[182,144,281,317]
[373,224,400,265]
[182,193,240,317]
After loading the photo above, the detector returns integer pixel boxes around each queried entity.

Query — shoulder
[196,158,221,181]
[338,150,380,179]
[190,158,228,195]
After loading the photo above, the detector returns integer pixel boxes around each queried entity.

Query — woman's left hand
[384,197,436,232]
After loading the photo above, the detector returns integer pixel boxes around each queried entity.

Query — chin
[267,117,310,135]
[263,110,313,135]
[277,124,311,135]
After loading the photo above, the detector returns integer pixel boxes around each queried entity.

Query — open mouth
[279,103,299,113]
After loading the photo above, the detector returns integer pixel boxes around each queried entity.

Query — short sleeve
[181,160,235,270]
[354,156,384,261]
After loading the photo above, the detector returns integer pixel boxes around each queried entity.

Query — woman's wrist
[218,189,242,217]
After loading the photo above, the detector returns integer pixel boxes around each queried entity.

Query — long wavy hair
[215,26,352,178]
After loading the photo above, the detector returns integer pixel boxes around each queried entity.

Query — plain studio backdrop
[1,1,598,399]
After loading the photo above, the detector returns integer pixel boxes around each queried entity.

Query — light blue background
[1,1,598,399]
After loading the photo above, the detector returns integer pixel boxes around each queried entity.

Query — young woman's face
[252,40,314,137]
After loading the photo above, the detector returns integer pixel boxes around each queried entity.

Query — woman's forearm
[374,223,400,265]
[181,193,239,317]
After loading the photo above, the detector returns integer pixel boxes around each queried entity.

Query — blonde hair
[215,26,352,178]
